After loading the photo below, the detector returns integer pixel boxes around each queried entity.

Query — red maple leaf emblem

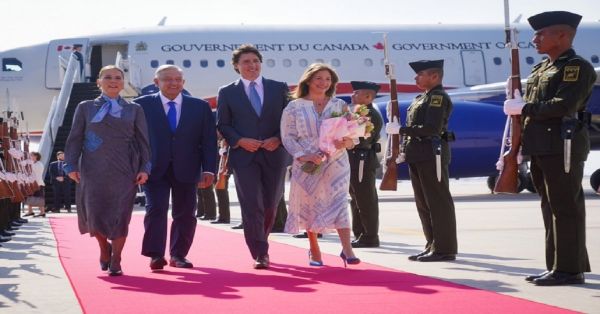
[373,42,385,50]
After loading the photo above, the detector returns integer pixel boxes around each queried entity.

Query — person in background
[281,63,360,268]
[48,151,72,213]
[23,152,46,218]
[72,44,85,82]
[386,59,457,262]
[347,81,383,248]
[64,65,151,276]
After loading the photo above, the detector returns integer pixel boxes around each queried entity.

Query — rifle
[493,0,522,194]
[215,145,229,190]
[379,33,400,191]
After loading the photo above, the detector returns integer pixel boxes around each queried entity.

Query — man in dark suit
[48,151,72,212]
[217,44,290,269]
[135,65,217,270]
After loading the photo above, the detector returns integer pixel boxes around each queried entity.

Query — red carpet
[50,216,572,314]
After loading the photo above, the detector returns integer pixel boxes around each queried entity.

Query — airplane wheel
[591,169,600,194]
[487,175,497,193]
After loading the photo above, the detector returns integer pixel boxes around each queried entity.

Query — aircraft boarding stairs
[44,83,100,209]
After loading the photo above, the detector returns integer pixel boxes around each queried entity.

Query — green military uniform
[522,48,595,274]
[348,103,383,245]
[401,83,457,255]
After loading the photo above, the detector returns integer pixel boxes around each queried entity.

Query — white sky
[2,0,600,51]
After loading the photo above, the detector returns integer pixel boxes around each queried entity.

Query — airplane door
[45,38,89,89]
[460,50,487,86]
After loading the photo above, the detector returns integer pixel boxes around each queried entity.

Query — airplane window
[592,55,599,64]
[526,56,535,65]
[283,59,291,67]
[200,60,208,68]
[2,58,23,72]
[150,60,159,68]
[266,59,275,67]
[299,59,308,67]
[331,59,340,67]
[217,60,225,68]
[183,60,191,68]
[493,57,502,65]
[364,58,373,67]
[166,60,175,65]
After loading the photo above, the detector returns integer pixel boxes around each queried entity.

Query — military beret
[350,81,380,93]
[409,60,444,73]
[527,11,582,31]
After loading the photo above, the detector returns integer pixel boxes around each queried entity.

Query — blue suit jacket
[134,93,217,183]
[216,78,291,169]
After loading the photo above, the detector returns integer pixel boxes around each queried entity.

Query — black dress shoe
[211,219,230,224]
[254,255,270,270]
[417,252,456,262]
[533,271,585,286]
[408,249,430,261]
[149,256,168,270]
[351,241,380,248]
[525,270,551,282]
[231,223,244,229]
[292,232,322,239]
[17,218,28,223]
[10,221,22,227]
[170,256,193,268]
[108,263,123,276]
[199,216,216,221]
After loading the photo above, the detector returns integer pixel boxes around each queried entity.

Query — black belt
[412,131,456,142]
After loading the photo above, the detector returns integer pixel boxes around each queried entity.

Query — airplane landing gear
[591,169,600,195]
[486,172,528,193]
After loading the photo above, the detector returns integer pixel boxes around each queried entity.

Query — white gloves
[385,116,401,135]
[503,89,525,115]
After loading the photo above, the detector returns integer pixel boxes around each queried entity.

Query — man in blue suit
[135,65,217,270]
[217,44,290,269]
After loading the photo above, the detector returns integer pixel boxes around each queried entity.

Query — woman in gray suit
[64,65,151,276]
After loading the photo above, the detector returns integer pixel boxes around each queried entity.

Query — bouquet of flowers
[301,104,374,175]
[318,104,374,156]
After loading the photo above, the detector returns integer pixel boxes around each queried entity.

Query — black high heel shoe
[100,244,112,271]
[339,251,360,268]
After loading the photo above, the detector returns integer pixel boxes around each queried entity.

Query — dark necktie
[248,81,262,115]
[167,101,177,132]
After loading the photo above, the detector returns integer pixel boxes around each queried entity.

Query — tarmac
[1,177,599,313]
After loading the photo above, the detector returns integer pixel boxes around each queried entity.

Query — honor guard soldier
[503,11,595,285]
[348,81,383,248]
[386,59,457,262]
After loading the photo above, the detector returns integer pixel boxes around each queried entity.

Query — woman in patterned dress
[64,65,151,276]
[281,63,360,267]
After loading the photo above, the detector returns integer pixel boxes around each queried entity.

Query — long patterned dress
[281,97,351,234]
[64,97,150,239]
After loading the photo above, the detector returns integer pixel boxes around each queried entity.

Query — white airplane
[1,24,599,191]
[1,23,599,134]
